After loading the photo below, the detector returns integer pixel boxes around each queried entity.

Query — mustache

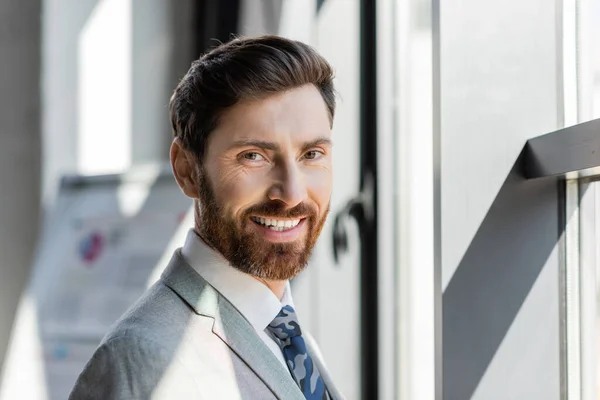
[244,201,317,219]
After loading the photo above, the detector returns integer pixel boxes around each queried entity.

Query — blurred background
[1,0,600,399]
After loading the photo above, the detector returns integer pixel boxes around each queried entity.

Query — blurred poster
[41,212,186,339]
[1,165,192,400]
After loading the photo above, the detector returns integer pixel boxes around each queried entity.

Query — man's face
[196,84,333,280]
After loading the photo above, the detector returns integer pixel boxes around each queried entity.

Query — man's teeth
[251,217,301,231]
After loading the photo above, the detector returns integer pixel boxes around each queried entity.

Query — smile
[250,217,302,231]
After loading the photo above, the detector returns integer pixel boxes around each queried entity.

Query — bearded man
[69,35,343,400]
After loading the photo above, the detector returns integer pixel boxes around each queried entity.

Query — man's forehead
[211,96,332,150]
[219,85,329,124]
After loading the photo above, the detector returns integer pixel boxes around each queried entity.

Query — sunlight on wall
[0,295,47,400]
[146,204,194,288]
[78,0,132,174]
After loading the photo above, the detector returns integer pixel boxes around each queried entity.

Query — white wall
[441,0,561,290]
[440,0,562,398]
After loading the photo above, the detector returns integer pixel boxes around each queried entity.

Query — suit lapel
[212,297,305,400]
[161,251,304,400]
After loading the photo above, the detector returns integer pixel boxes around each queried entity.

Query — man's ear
[170,138,200,199]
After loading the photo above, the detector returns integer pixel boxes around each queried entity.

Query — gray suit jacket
[69,250,343,399]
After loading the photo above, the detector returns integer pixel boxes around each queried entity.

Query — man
[69,35,343,400]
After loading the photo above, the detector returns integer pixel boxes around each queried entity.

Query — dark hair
[169,35,336,162]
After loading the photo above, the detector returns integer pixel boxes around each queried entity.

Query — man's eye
[243,152,265,161]
[304,150,322,160]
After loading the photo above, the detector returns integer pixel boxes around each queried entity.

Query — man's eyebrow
[228,137,333,152]
[300,137,333,152]
[228,139,280,151]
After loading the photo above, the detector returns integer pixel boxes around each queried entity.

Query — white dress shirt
[181,229,293,370]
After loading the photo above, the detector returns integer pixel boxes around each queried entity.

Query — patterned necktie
[267,305,329,400]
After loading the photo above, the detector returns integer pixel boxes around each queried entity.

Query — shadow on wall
[443,147,572,400]
[0,0,43,389]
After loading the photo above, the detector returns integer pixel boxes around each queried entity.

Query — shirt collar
[181,229,294,331]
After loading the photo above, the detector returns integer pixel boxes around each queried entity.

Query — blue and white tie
[268,305,329,400]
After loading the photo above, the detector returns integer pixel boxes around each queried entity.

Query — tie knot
[267,305,302,340]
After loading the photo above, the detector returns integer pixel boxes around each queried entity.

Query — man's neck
[252,276,287,301]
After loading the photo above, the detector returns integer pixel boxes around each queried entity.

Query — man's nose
[267,161,307,208]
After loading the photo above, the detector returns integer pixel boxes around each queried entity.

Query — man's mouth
[250,216,303,231]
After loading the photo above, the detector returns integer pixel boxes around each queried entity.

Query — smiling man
[69,36,342,400]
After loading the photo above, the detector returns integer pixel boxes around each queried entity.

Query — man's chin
[233,245,310,281]
[246,261,308,281]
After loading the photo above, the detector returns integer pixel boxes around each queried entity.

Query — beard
[194,170,329,281]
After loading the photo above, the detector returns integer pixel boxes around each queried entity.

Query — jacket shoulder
[69,282,208,399]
